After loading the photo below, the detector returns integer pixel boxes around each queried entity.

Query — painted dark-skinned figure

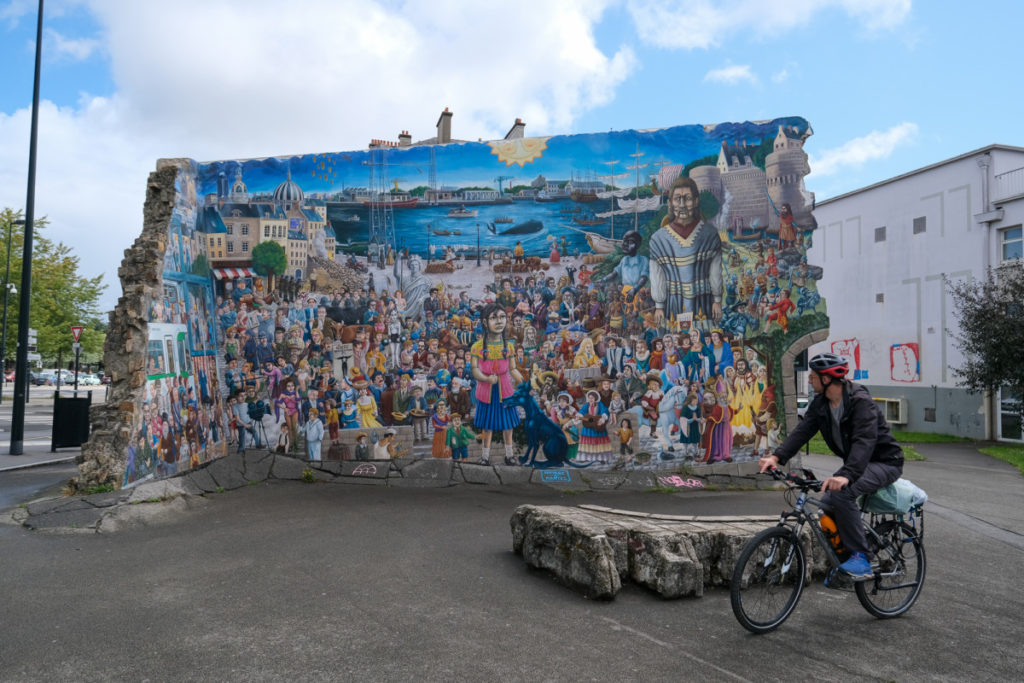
[600,229,649,315]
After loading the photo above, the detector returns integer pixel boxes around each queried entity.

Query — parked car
[796,396,809,419]
[79,374,101,386]
[31,371,54,386]
[4,370,14,382]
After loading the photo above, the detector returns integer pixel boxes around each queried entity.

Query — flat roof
[816,143,1024,207]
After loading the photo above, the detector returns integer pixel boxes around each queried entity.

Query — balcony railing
[993,166,1024,203]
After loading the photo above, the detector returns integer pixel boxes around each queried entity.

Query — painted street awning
[213,267,255,280]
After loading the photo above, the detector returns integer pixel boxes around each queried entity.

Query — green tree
[408,185,430,197]
[191,253,211,277]
[250,240,287,292]
[947,264,1024,419]
[0,208,106,367]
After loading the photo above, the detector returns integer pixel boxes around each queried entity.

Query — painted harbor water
[327,199,659,258]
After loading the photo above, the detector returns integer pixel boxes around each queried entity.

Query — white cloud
[810,122,919,176]
[626,0,911,50]
[46,28,100,60]
[704,64,758,86]
[0,0,637,311]
[771,68,789,84]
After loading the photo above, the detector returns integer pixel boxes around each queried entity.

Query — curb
[0,455,79,473]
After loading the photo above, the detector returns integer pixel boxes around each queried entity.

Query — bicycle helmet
[808,352,849,379]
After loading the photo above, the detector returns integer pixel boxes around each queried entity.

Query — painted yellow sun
[488,136,550,168]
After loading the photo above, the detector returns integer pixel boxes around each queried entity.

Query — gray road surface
[1,439,1023,682]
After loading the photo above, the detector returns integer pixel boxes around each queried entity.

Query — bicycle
[730,467,926,634]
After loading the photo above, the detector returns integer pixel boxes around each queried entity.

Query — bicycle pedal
[824,569,855,592]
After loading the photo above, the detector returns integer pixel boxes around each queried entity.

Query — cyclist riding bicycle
[759,352,904,580]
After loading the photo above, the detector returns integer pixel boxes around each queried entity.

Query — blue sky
[0,0,1021,312]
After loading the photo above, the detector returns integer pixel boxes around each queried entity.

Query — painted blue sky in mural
[197,118,809,198]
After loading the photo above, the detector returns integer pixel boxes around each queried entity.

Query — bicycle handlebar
[766,466,825,492]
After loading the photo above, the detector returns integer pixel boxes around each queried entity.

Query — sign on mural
[122,117,827,485]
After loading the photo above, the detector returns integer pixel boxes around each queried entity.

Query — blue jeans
[452,446,468,460]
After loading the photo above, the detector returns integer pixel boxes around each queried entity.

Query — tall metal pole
[0,219,18,404]
[10,0,44,455]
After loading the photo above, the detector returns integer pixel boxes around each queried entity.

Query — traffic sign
[71,326,84,342]
[27,352,40,361]
[72,342,82,353]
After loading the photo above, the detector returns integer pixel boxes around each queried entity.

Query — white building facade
[810,145,1024,442]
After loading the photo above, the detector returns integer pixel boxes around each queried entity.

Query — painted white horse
[656,384,689,455]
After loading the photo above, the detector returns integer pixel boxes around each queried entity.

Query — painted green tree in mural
[947,264,1024,419]
[0,208,106,367]
[251,240,288,292]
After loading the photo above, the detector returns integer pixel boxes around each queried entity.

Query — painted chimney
[398,130,412,147]
[505,118,526,140]
[436,107,453,144]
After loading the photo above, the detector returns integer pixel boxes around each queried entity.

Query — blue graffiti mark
[540,470,570,482]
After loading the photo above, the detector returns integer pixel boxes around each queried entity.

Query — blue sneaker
[838,552,874,581]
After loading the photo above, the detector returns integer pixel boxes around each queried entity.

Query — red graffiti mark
[658,475,705,489]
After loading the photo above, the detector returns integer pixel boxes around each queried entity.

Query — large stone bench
[510,504,829,599]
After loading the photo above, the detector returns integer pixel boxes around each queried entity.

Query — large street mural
[122,117,826,486]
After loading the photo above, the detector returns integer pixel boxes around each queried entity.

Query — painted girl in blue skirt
[470,303,523,465]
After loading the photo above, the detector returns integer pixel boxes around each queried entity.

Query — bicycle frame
[776,489,846,570]
[777,481,925,578]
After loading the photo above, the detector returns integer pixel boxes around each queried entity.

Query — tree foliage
[250,240,287,289]
[0,208,107,366]
[947,263,1024,414]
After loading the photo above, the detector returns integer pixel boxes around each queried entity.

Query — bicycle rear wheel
[855,520,925,618]
[730,526,806,634]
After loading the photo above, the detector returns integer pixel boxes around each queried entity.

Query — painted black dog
[503,382,592,469]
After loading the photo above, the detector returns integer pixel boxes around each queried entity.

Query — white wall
[809,147,1024,392]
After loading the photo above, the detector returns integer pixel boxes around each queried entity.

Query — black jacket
[774,381,903,482]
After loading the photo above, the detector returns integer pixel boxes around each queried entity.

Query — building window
[1001,226,1022,262]
[913,216,926,234]
[242,241,249,253]
[227,243,234,253]
[874,226,886,243]
[264,226,270,237]
[226,225,233,235]
[241,224,249,236]
[876,293,885,303]
[217,237,223,246]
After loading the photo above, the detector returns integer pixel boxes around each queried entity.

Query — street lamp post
[0,219,20,404]
[10,0,44,455]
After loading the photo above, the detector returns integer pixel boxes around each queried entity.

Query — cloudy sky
[0,0,1020,312]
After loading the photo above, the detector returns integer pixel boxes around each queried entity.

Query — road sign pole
[74,345,80,392]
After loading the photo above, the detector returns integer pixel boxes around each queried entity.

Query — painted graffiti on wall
[127,117,826,480]
[890,343,920,383]
[830,338,867,381]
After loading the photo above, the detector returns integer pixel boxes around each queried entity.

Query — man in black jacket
[759,353,904,580]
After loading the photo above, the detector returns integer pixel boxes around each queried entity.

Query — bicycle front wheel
[730,526,806,634]
[855,520,926,618]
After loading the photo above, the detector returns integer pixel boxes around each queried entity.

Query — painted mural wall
[123,117,826,485]
[122,161,229,486]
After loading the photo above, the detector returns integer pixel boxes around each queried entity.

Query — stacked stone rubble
[73,161,184,491]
